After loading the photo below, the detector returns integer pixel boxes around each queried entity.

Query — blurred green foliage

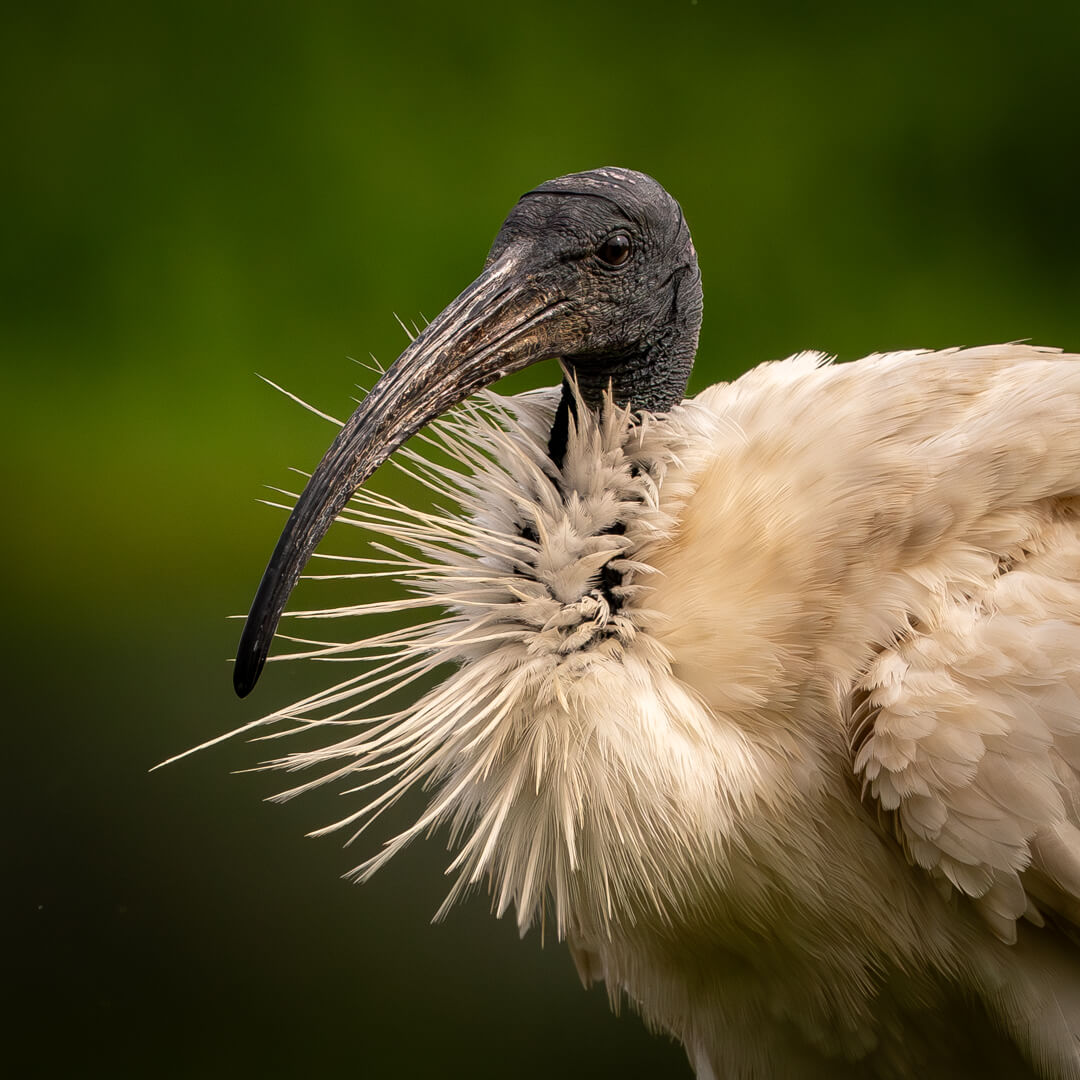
[8,2,1079,1077]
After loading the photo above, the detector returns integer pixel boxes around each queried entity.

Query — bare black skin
[233,167,703,697]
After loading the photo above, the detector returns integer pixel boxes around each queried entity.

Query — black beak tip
[232,641,264,698]
[235,572,279,697]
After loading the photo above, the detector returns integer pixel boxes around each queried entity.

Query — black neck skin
[546,328,700,469]
[539,289,700,613]
[546,351,685,468]
[546,356,687,467]
[546,261,702,469]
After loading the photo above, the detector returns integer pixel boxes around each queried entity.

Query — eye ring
[597,233,632,267]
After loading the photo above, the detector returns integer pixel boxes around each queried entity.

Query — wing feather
[775,346,1080,945]
[696,344,1080,945]
[855,511,1080,943]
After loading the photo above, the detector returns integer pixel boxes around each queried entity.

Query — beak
[234,252,576,696]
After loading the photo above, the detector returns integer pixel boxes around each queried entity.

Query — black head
[233,167,702,696]
[490,167,701,411]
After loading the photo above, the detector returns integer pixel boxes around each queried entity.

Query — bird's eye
[597,234,632,266]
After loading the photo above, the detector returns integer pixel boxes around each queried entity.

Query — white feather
[208,345,1080,1078]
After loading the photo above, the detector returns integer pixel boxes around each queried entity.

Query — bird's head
[487,168,702,412]
[234,167,701,696]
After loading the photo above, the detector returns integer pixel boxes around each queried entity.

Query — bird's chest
[440,402,846,937]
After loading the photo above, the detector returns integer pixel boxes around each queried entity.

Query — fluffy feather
[199,344,1080,1078]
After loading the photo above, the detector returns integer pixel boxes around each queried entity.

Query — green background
[8,2,1079,1076]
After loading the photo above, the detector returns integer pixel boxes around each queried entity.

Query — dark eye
[597,233,632,266]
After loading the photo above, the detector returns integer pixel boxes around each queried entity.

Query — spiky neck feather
[212,383,924,952]
[226,387,761,942]
[215,382,931,952]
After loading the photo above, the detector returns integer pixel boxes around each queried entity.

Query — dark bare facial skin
[233,168,702,696]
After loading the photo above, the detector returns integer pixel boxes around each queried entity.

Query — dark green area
[8,2,1079,1076]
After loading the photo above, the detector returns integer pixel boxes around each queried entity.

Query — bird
[218,167,1080,1078]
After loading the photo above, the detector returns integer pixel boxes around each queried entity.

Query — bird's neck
[548,262,703,468]
[547,342,692,469]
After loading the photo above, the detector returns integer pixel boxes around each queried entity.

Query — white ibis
[221,168,1080,1077]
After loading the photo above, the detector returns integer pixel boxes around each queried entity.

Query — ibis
[220,168,1080,1077]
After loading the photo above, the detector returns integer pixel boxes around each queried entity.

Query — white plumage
[207,342,1080,1077]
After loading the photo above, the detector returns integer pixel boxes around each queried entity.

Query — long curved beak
[234,253,576,697]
